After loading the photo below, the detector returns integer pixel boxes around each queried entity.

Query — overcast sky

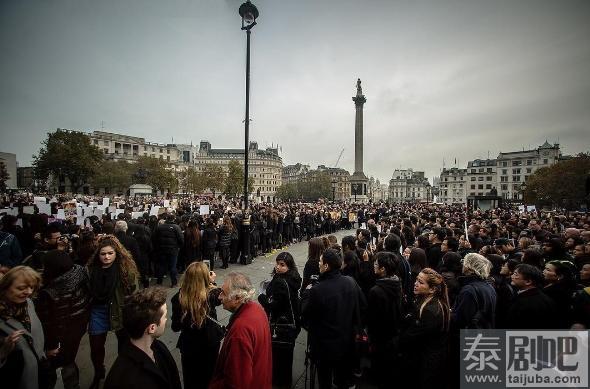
[1,0,589,184]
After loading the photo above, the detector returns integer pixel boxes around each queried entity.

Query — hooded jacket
[367,276,403,347]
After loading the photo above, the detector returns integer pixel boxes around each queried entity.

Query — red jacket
[209,301,272,389]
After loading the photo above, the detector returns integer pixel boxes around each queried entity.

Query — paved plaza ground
[54,228,377,389]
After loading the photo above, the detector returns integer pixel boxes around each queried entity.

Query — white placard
[84,207,94,217]
[132,212,143,219]
[163,200,170,208]
[77,207,83,217]
[49,197,58,204]
[150,206,160,216]
[200,205,210,215]
[527,205,536,212]
[108,206,116,214]
[94,208,104,218]
[2,208,18,216]
[34,196,46,205]
[76,217,84,226]
[38,204,52,215]
[56,209,66,220]
[23,206,35,215]
[89,201,98,207]
[16,218,23,227]
[115,209,124,217]
[102,198,110,207]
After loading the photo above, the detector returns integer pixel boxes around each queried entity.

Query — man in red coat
[209,272,272,389]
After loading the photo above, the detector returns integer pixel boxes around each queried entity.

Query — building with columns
[282,163,310,185]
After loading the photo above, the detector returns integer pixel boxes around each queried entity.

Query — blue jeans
[156,248,179,285]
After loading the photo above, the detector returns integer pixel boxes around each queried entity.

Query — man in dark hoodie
[367,251,403,389]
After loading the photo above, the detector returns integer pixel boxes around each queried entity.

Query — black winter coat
[202,227,218,250]
[35,265,91,363]
[367,276,403,347]
[452,275,497,329]
[104,340,182,389]
[115,232,141,264]
[260,271,302,327]
[504,288,558,329]
[153,222,183,251]
[399,298,449,389]
[301,270,366,362]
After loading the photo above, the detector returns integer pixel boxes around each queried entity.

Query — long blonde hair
[179,262,213,328]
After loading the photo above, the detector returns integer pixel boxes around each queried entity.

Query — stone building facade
[388,169,431,203]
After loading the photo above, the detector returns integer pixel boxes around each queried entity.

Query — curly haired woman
[87,235,139,389]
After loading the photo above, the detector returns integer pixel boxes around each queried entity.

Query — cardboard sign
[23,206,36,215]
[163,200,170,208]
[38,204,52,215]
[56,209,66,220]
[132,212,143,219]
[200,205,210,215]
[102,198,110,207]
[149,206,160,216]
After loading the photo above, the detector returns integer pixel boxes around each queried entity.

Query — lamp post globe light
[239,0,258,265]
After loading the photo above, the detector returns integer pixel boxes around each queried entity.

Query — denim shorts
[88,304,110,335]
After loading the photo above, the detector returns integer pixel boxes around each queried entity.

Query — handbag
[270,278,299,346]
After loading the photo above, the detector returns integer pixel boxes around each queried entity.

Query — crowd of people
[1,192,590,389]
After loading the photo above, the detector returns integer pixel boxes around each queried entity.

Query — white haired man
[452,253,497,329]
[209,272,272,389]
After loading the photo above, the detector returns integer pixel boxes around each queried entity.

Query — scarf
[89,263,120,305]
[0,299,31,332]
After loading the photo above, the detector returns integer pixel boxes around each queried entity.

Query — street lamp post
[239,0,259,265]
[520,182,527,203]
[332,179,336,202]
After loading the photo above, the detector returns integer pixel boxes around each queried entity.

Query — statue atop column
[356,78,362,95]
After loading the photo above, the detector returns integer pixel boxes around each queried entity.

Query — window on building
[478,184,484,189]
[527,160,532,165]
[104,140,109,146]
[486,176,492,181]
[478,177,484,181]
[543,159,548,164]
[500,176,508,182]
[526,168,532,173]
[486,184,492,189]
[512,160,522,166]
[513,175,521,182]
[501,184,508,191]
[94,140,99,145]
[487,168,492,173]
[478,168,484,173]
[502,169,507,175]
[167,149,170,154]
[502,161,508,167]
[471,177,476,181]
[471,169,476,173]
[471,185,476,189]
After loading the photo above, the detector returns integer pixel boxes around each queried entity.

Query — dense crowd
[1,192,589,389]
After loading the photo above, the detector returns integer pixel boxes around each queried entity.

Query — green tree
[133,156,178,194]
[275,182,298,201]
[224,160,254,198]
[297,172,332,201]
[33,129,103,191]
[524,153,590,209]
[201,163,225,197]
[179,167,206,194]
[91,160,134,194]
[0,161,9,193]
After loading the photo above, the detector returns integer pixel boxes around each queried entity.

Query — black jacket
[260,271,302,327]
[451,275,497,329]
[35,265,91,355]
[104,340,182,389]
[426,243,444,270]
[115,232,141,265]
[504,288,558,329]
[153,222,183,251]
[367,276,403,347]
[301,270,366,362]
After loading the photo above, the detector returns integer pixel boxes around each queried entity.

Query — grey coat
[0,299,45,389]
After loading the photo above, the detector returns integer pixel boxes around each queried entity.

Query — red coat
[209,301,272,389]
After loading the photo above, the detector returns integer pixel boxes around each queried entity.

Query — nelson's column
[350,78,369,203]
